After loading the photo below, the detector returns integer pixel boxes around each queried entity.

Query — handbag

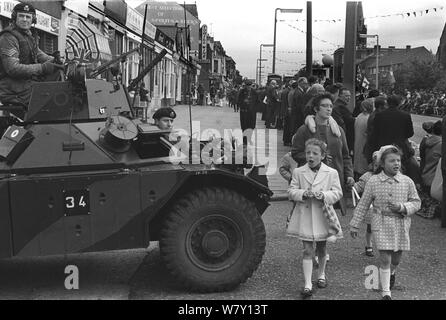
[322,201,343,239]
[430,157,443,202]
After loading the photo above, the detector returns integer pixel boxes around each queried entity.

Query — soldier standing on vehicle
[0,3,63,118]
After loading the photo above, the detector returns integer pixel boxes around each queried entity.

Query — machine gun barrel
[128,49,168,92]
[90,48,140,78]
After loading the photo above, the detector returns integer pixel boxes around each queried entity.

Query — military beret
[152,107,176,120]
[13,3,36,14]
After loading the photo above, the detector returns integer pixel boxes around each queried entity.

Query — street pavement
[171,103,441,200]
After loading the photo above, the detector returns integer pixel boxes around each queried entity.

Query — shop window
[214,59,218,73]
[37,31,58,55]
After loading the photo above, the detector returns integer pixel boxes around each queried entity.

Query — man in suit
[290,77,309,136]
[332,88,355,152]
[370,94,420,184]
[280,81,291,145]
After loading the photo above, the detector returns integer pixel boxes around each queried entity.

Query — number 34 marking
[65,196,87,208]
[63,190,90,216]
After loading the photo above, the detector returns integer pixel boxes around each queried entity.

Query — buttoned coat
[287,163,343,241]
[350,171,421,251]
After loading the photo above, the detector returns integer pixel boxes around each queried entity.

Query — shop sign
[144,22,156,40]
[0,0,60,35]
[104,0,127,26]
[126,5,142,35]
[140,1,200,51]
[155,28,174,51]
[64,0,88,17]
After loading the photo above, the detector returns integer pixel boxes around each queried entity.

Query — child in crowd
[280,151,329,266]
[352,151,380,257]
[287,138,343,298]
[350,145,421,300]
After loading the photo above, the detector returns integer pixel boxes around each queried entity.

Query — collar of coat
[302,162,331,185]
[378,171,402,183]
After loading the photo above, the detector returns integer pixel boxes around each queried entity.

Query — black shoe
[365,247,374,257]
[317,278,327,289]
[390,273,395,290]
[301,288,313,298]
[382,295,392,300]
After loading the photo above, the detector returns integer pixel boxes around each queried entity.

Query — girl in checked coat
[350,145,421,300]
[287,138,343,298]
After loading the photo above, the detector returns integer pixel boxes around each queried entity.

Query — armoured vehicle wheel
[160,187,266,292]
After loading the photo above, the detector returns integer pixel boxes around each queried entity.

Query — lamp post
[359,34,379,91]
[273,8,303,74]
[259,44,273,86]
[257,58,268,85]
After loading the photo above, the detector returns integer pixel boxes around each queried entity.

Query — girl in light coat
[287,138,343,298]
[350,145,421,300]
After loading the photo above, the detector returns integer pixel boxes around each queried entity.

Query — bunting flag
[285,23,341,48]
[267,49,333,54]
[278,6,443,23]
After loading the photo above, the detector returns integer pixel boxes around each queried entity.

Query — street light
[360,33,379,91]
[259,44,273,86]
[256,58,268,85]
[273,8,303,74]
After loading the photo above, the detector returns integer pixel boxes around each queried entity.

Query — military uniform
[0,25,53,109]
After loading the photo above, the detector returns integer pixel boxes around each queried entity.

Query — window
[127,40,139,85]
[214,59,219,73]
[37,31,58,55]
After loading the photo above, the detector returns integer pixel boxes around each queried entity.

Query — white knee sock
[318,255,327,280]
[380,268,391,296]
[303,259,313,289]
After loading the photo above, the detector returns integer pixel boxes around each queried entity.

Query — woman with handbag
[287,138,343,298]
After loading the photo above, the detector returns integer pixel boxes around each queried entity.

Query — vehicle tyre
[160,187,266,292]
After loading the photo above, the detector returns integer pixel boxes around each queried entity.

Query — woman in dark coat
[292,93,355,215]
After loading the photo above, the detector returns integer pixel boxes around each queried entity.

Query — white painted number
[79,196,86,207]
[64,265,79,290]
[66,196,75,208]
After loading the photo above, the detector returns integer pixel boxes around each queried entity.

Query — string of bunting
[277,5,444,23]
[284,23,341,48]
[265,53,306,65]
[265,49,332,54]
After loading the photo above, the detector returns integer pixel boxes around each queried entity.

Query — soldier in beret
[153,107,176,130]
[0,3,63,117]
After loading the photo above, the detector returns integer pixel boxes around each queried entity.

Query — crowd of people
[400,89,446,117]
[272,75,443,300]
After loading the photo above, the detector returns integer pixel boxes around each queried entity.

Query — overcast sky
[128,0,446,79]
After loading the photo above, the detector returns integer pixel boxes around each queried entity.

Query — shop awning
[66,18,112,62]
